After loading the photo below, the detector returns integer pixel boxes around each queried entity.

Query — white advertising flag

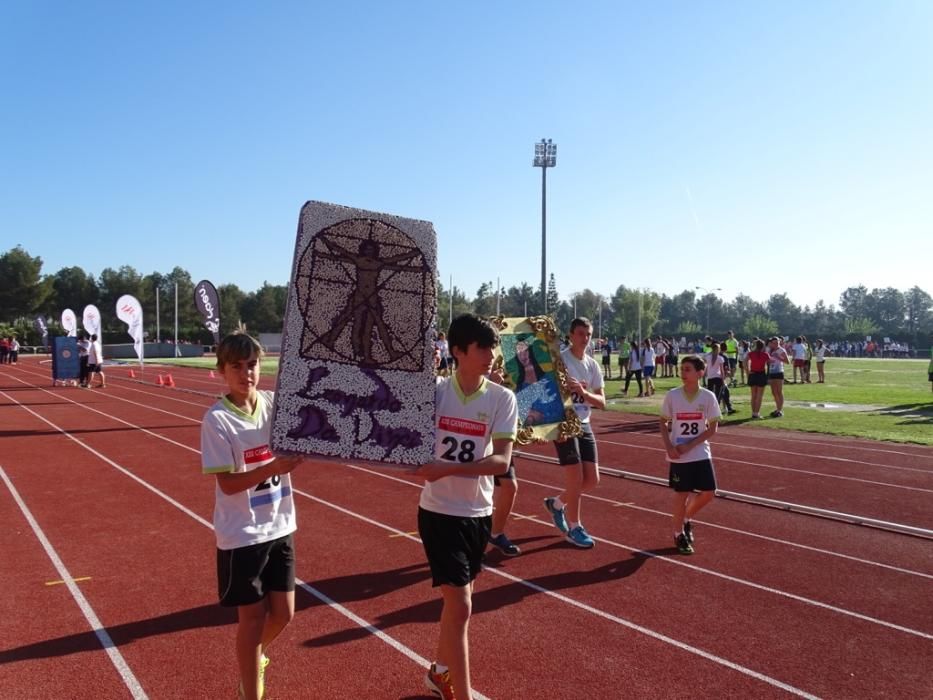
[61,309,78,337]
[116,295,145,363]
[82,304,102,336]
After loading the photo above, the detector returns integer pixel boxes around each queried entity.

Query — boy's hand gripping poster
[270,201,437,465]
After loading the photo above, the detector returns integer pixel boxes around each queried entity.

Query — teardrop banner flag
[193,280,221,344]
[61,309,77,337]
[116,294,145,362]
[82,304,102,337]
[34,316,49,347]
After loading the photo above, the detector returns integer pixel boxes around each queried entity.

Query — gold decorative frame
[490,315,583,444]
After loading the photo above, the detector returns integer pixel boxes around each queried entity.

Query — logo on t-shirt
[244,445,273,464]
[438,416,486,437]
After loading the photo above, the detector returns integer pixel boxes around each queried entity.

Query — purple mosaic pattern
[271,201,437,464]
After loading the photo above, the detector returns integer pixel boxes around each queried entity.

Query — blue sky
[2,1,930,309]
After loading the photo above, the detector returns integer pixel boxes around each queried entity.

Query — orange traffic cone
[157,374,164,386]
[165,374,176,388]
[129,369,136,379]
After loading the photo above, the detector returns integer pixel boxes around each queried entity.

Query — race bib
[673,412,704,445]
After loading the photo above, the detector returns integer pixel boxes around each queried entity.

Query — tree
[437,280,471,330]
[839,285,869,319]
[866,287,905,338]
[844,316,879,340]
[98,266,143,330]
[500,282,538,317]
[743,314,778,339]
[696,293,726,336]
[904,286,932,348]
[241,282,287,333]
[609,286,661,340]
[48,266,99,317]
[472,281,497,317]
[218,283,247,337]
[0,246,51,320]
[765,293,801,336]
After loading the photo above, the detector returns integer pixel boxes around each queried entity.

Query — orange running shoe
[424,662,456,699]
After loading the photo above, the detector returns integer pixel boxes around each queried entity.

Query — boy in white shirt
[201,333,304,700]
[659,356,721,555]
[415,314,518,700]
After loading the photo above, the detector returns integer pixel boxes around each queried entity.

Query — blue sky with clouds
[2,1,930,308]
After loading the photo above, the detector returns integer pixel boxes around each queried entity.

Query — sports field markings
[595,438,933,493]
[0,465,148,700]
[344,463,933,639]
[6,372,930,581]
[45,576,92,586]
[594,412,933,459]
[293,484,820,700]
[0,388,490,700]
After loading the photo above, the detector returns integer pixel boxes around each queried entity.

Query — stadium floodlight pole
[533,138,557,313]
[695,286,722,336]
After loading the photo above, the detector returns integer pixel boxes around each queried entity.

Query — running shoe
[770,410,783,418]
[683,520,694,545]
[488,532,521,556]
[727,408,738,415]
[566,525,595,549]
[543,497,569,533]
[425,662,456,699]
[675,533,694,555]
[238,654,270,699]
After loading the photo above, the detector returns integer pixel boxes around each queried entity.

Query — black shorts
[768,372,784,382]
[418,507,490,587]
[727,357,737,370]
[669,459,717,492]
[554,423,598,465]
[217,533,295,607]
[88,363,100,373]
[602,355,611,367]
[748,371,767,387]
[493,459,516,486]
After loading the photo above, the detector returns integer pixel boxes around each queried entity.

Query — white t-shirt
[642,347,656,368]
[420,375,517,518]
[704,354,726,379]
[201,390,296,550]
[628,347,642,371]
[561,347,604,424]
[89,340,102,365]
[816,346,826,361]
[660,386,721,463]
[435,339,449,357]
[792,343,806,360]
[769,348,789,374]
[77,338,90,357]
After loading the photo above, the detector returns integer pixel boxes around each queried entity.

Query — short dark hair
[569,317,592,333]
[754,339,765,351]
[216,332,263,369]
[681,355,706,372]
[448,313,498,354]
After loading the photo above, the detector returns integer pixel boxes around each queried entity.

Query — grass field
[151,355,933,445]
[603,357,933,445]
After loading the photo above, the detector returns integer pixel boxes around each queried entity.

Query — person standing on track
[543,317,606,549]
[88,334,106,388]
[201,333,304,700]
[414,313,518,700]
[659,355,721,555]
[746,339,770,419]
[767,336,790,417]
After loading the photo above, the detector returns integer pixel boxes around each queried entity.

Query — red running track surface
[1,357,931,699]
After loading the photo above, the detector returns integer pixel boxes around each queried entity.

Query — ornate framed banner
[490,316,582,445]
[270,201,437,465]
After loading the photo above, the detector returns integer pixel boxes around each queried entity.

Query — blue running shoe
[488,532,521,556]
[566,525,595,548]
[543,497,569,533]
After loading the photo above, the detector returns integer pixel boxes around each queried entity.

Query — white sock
[569,521,580,531]
[490,531,502,538]
[434,662,449,674]
[552,496,565,511]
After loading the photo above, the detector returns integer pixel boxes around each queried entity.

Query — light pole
[533,138,557,313]
[695,286,722,336]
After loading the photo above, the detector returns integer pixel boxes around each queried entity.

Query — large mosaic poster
[490,316,582,444]
[270,201,437,465]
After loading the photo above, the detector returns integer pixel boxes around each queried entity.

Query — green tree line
[2,246,931,349]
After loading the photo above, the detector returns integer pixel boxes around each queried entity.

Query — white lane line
[293,486,819,700]
[593,413,933,460]
[0,389,489,700]
[342,464,933,641]
[0,465,148,700]
[710,440,932,474]
[345,464,933,580]
[595,438,933,493]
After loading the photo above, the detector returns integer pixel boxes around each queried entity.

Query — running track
[1,357,931,699]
